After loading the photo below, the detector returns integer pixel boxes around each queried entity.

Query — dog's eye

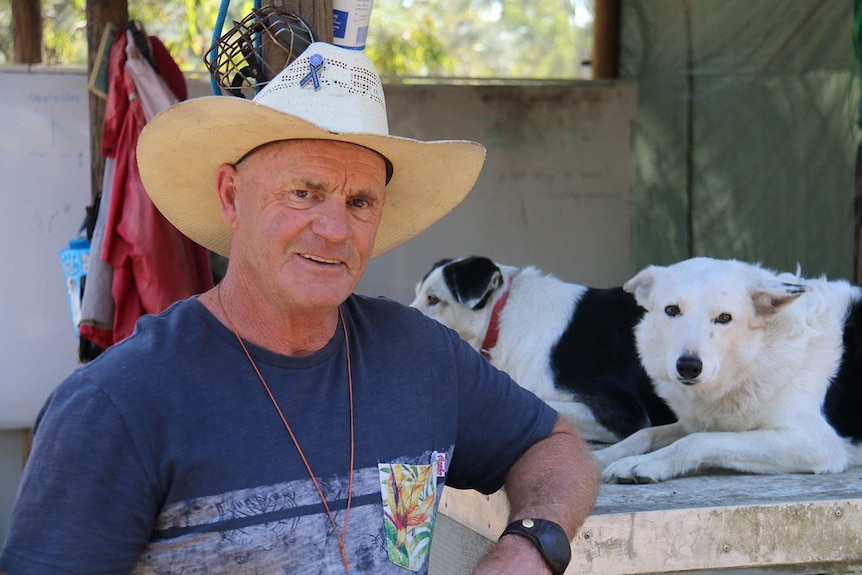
[715,313,732,324]
[427,295,440,306]
[664,305,681,317]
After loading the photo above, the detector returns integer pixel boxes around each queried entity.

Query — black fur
[549,288,676,439]
[442,256,502,310]
[824,298,862,441]
[422,258,453,285]
[425,256,675,441]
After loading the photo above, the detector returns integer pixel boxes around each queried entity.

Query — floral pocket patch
[378,462,437,571]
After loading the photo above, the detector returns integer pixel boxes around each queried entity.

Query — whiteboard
[0,67,91,429]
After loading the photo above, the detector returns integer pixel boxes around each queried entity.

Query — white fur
[411,263,620,443]
[595,257,862,483]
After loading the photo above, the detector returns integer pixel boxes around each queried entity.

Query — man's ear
[751,281,809,317]
[623,266,659,308]
[215,163,239,229]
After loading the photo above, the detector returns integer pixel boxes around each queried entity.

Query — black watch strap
[499,518,571,575]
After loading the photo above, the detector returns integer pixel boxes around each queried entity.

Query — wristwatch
[499,518,571,575]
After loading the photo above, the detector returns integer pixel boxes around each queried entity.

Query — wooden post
[593,0,620,79]
[86,0,128,201]
[11,0,42,63]
[270,0,334,43]
[250,1,332,84]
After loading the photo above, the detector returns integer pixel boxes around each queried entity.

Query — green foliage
[367,4,456,76]
[367,0,594,78]
[43,0,87,64]
[0,0,10,63]
[1,0,593,79]
[135,0,254,74]
[0,0,251,71]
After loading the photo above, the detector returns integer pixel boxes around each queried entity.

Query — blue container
[60,238,90,336]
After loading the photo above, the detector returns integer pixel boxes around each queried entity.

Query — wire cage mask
[205,5,315,99]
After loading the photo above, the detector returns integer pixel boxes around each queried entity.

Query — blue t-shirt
[0,295,556,575]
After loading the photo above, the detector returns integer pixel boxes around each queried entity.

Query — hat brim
[137,96,486,258]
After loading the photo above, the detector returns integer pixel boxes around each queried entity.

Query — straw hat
[137,42,486,258]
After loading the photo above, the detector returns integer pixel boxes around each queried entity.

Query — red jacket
[83,29,212,347]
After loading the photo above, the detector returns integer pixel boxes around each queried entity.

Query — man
[0,42,598,575]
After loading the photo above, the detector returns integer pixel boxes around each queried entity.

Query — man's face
[221,139,387,312]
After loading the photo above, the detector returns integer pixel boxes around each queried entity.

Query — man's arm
[471,414,600,575]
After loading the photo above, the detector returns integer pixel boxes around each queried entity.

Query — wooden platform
[429,467,862,575]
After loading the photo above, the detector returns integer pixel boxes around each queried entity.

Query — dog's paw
[601,455,675,484]
[592,445,630,468]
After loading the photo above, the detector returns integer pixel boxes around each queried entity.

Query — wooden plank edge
[439,488,862,575]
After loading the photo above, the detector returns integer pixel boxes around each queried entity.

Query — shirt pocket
[378,462,437,571]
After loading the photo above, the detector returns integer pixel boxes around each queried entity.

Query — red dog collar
[480,276,513,360]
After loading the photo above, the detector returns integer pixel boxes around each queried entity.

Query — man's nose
[311,198,351,242]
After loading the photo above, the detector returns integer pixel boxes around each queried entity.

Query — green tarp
[622,0,859,279]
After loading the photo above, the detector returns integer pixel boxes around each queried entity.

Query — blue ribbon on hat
[300,53,324,90]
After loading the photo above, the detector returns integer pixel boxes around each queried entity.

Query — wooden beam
[592,0,620,79]
[11,0,42,63]
[270,0,334,43]
[250,0,332,86]
[86,0,128,201]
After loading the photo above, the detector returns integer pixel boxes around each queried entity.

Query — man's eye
[664,305,681,317]
[281,189,317,210]
[351,198,368,209]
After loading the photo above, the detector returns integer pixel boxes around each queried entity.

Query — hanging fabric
[82,22,213,348]
[78,157,116,352]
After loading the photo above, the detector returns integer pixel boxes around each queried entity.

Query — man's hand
[471,414,600,574]
[470,531,553,574]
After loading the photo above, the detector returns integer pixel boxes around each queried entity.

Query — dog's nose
[676,354,702,382]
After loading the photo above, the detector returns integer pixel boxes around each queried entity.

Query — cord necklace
[217,284,355,574]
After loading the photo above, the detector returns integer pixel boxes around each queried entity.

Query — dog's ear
[623,266,658,308]
[443,256,503,310]
[751,281,809,317]
[474,269,504,310]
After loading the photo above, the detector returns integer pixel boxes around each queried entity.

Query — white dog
[410,256,676,443]
[596,257,862,483]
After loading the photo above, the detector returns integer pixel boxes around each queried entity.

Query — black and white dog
[410,256,675,443]
[596,257,862,482]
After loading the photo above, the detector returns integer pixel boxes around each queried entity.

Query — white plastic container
[332,0,375,50]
